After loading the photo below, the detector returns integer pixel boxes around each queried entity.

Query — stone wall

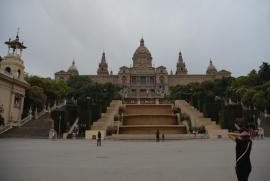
[0,72,28,125]
[168,74,215,87]
[88,75,119,85]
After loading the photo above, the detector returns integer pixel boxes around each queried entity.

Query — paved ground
[0,138,269,181]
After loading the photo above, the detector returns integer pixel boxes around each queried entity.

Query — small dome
[206,60,217,74]
[68,60,79,75]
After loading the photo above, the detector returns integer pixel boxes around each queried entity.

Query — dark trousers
[97,138,101,146]
[236,165,251,181]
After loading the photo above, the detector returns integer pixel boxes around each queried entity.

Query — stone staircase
[114,104,187,139]
[0,113,52,138]
[109,134,205,140]
[175,100,228,139]
[85,100,122,139]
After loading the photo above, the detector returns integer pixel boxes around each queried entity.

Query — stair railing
[63,117,79,139]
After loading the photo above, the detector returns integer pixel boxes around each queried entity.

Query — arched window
[16,69,21,79]
[5,67,11,74]
[122,76,127,85]
[160,76,165,85]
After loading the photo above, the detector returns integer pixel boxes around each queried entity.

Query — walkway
[0,139,269,181]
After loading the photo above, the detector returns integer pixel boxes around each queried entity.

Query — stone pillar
[34,108,38,119]
[19,95,25,120]
[29,107,32,120]
[8,93,15,123]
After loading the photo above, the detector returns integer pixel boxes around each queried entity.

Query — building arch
[5,67,11,74]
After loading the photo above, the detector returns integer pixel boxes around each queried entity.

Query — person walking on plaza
[97,131,102,147]
[228,128,252,181]
[156,129,160,142]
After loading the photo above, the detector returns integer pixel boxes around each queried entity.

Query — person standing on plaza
[228,128,252,181]
[156,129,160,142]
[162,133,165,141]
[97,131,102,147]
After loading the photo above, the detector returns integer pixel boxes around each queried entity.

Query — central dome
[132,38,152,68]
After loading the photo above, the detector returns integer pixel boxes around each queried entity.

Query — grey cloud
[0,0,269,78]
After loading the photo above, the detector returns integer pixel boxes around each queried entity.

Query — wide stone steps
[0,113,52,138]
[86,100,122,139]
[125,104,173,115]
[175,100,228,139]
[123,114,177,125]
[110,134,206,140]
[119,125,187,134]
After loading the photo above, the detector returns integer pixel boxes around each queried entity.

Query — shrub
[242,109,259,126]
[114,114,120,121]
[181,113,190,121]
[173,107,181,114]
[219,104,242,130]
[106,126,117,135]
[0,115,4,126]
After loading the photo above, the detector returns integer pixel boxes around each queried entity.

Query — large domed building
[55,38,231,100]
[55,59,79,81]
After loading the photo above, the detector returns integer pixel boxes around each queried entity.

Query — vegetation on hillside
[169,62,270,130]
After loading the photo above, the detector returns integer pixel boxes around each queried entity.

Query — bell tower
[97,52,109,75]
[175,51,188,75]
[0,29,27,81]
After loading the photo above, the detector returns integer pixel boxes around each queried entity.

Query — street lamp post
[252,114,256,129]
[58,115,61,138]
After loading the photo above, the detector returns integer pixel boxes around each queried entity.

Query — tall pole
[58,115,61,138]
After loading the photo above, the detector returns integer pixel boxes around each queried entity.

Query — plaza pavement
[0,138,269,181]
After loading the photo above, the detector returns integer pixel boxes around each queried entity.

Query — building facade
[55,38,231,98]
[0,32,29,125]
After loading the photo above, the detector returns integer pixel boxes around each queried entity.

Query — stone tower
[0,30,29,125]
[206,59,217,75]
[0,30,27,81]
[132,38,152,68]
[97,52,109,75]
[175,51,187,75]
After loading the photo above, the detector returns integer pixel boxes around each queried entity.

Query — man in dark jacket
[97,131,102,147]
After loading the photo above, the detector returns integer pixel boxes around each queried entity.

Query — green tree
[252,92,267,112]
[25,76,69,106]
[201,80,215,91]
[242,89,256,108]
[26,86,47,111]
[258,62,270,82]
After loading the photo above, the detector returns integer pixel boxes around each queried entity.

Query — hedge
[219,104,242,130]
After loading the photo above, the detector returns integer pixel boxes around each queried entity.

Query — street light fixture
[58,114,61,138]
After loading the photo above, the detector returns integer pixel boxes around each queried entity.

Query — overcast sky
[0,0,269,78]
